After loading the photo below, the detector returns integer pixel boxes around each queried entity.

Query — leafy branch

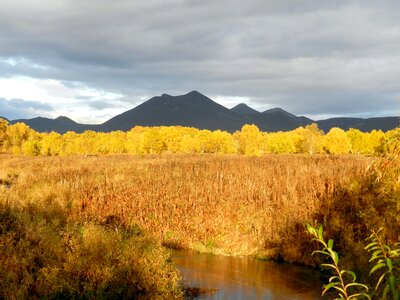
[365,228,400,300]
[306,223,370,300]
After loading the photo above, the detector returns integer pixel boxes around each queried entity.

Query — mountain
[253,108,314,131]
[0,116,9,122]
[10,116,95,134]
[2,91,398,133]
[99,91,245,132]
[231,103,259,115]
[317,117,399,133]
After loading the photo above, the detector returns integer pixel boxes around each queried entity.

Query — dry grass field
[0,154,373,255]
[2,152,399,298]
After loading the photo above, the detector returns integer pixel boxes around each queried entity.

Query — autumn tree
[22,132,42,156]
[347,128,367,154]
[139,129,165,154]
[180,134,201,153]
[40,132,64,156]
[0,118,8,151]
[323,127,351,154]
[264,132,296,154]
[234,124,263,156]
[292,124,324,154]
[5,122,33,154]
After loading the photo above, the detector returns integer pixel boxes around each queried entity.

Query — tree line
[0,118,397,156]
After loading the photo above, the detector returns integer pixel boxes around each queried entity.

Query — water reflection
[172,250,326,300]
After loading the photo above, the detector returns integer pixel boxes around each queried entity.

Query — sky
[0,0,399,123]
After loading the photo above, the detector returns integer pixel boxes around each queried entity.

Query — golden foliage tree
[5,122,33,154]
[0,118,9,151]
[323,127,352,154]
[234,124,263,156]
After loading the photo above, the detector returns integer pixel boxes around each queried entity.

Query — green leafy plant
[306,223,370,299]
[365,228,400,300]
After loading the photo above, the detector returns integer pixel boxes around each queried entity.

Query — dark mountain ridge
[2,91,398,133]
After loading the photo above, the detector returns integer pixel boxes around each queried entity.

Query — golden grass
[0,154,373,261]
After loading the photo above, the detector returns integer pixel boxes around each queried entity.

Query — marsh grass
[5,153,398,297]
[1,154,372,258]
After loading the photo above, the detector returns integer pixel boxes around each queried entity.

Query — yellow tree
[180,134,201,153]
[138,128,165,154]
[233,124,263,156]
[0,118,9,151]
[347,128,367,154]
[40,132,64,156]
[209,130,237,154]
[323,127,351,154]
[5,122,33,154]
[368,130,385,154]
[292,123,324,154]
[22,132,42,156]
[264,132,296,154]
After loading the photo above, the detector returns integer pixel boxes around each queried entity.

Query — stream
[172,250,327,300]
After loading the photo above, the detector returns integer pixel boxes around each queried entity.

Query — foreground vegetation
[307,132,400,299]
[0,151,399,298]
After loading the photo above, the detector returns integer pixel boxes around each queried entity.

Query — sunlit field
[2,152,390,298]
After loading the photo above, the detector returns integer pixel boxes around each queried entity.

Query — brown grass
[0,154,373,262]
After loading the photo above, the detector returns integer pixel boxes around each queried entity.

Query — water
[172,250,326,300]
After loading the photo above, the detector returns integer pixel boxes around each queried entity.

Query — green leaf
[323,285,345,295]
[386,258,393,272]
[370,249,384,262]
[348,293,371,300]
[322,281,340,292]
[312,250,330,257]
[332,251,339,264]
[370,262,386,275]
[365,242,378,250]
[328,239,334,249]
[376,273,387,290]
[383,284,390,298]
[345,282,369,291]
[318,225,323,240]
[329,276,341,282]
[345,270,357,282]
[321,263,338,270]
[389,274,395,292]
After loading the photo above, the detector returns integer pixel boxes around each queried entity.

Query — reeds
[1,154,372,259]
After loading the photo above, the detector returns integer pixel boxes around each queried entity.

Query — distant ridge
[231,103,259,115]
[2,91,398,133]
[11,116,94,134]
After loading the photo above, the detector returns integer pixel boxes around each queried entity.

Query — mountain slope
[10,116,95,134]
[249,108,314,131]
[231,103,259,115]
[317,117,399,132]
[100,91,245,132]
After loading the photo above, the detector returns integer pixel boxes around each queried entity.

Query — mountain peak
[263,107,296,118]
[55,116,76,123]
[187,90,203,96]
[231,103,259,115]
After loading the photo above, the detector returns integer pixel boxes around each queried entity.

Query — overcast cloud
[0,0,399,123]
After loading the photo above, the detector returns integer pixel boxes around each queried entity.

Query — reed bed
[0,154,372,262]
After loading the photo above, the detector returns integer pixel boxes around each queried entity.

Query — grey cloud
[0,0,400,121]
[0,98,54,120]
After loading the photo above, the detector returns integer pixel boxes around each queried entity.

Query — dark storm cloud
[0,0,399,121]
[0,98,54,120]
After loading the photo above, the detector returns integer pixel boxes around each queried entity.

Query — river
[172,250,326,299]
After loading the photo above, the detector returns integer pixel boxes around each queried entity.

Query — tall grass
[1,154,372,259]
